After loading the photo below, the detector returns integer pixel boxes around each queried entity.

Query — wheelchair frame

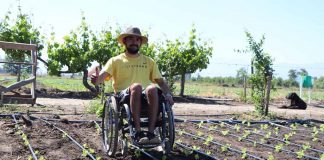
[101,94,175,157]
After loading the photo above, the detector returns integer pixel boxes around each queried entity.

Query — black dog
[280,92,307,109]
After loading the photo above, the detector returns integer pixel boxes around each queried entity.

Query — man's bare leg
[129,83,142,132]
[145,84,159,133]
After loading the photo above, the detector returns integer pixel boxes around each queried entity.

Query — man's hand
[89,66,99,85]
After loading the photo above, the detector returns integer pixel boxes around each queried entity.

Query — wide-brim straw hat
[117,27,148,45]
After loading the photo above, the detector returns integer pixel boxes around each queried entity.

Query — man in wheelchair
[91,27,174,145]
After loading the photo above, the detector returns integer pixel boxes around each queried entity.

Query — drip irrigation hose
[175,142,219,160]
[27,115,101,124]
[0,114,21,118]
[269,122,324,142]
[193,121,320,160]
[12,115,38,160]
[176,129,263,160]
[128,143,159,160]
[219,121,324,154]
[30,116,97,160]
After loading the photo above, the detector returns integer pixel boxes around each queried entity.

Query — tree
[241,31,274,116]
[287,69,299,87]
[298,68,308,76]
[0,7,44,81]
[288,69,298,80]
[236,67,248,85]
[157,25,213,96]
[91,27,122,66]
[287,68,308,87]
[47,15,96,92]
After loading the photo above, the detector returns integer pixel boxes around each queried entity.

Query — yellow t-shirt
[102,53,163,92]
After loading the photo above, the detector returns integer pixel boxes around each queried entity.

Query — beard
[126,45,139,54]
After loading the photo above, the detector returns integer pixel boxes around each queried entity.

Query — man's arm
[155,78,174,105]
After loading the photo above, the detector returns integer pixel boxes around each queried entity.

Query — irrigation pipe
[12,115,38,160]
[175,142,219,160]
[193,122,320,160]
[0,114,21,118]
[31,116,97,160]
[269,122,324,142]
[128,143,159,160]
[176,129,263,160]
[214,121,324,154]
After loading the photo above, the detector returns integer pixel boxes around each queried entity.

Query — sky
[1,0,324,79]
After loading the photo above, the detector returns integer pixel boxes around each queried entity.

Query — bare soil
[1,89,324,159]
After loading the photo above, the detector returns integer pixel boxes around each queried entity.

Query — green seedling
[247,121,251,127]
[241,148,247,159]
[290,123,298,130]
[284,133,293,141]
[95,122,101,134]
[320,124,324,132]
[275,144,283,152]
[62,132,68,138]
[221,130,229,136]
[296,150,304,159]
[28,156,33,160]
[208,125,217,131]
[253,141,257,147]
[82,149,88,157]
[261,124,269,130]
[312,137,318,142]
[197,131,203,137]
[265,131,272,139]
[242,120,247,124]
[192,145,200,150]
[274,127,279,135]
[313,126,318,133]
[183,148,192,157]
[221,143,231,152]
[234,124,241,132]
[203,135,213,146]
[303,124,308,128]
[197,121,204,128]
[194,154,200,160]
[312,127,318,142]
[176,139,183,143]
[320,153,324,160]
[39,156,46,160]
[206,150,212,155]
[220,122,225,128]
[268,152,275,160]
[96,157,102,160]
[178,130,184,136]
[302,143,311,151]
[135,149,141,158]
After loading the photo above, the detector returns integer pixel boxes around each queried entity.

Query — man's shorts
[117,86,163,110]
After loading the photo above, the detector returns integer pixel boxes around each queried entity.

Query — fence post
[265,74,272,116]
[243,76,247,102]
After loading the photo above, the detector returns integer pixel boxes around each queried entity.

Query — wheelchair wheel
[162,101,175,154]
[102,96,119,156]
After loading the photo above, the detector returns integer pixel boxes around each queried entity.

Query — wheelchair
[101,91,175,157]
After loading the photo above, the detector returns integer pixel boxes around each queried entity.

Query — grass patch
[0,104,27,113]
[84,99,103,118]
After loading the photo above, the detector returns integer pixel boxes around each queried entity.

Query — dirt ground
[1,94,324,159]
[36,97,324,121]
